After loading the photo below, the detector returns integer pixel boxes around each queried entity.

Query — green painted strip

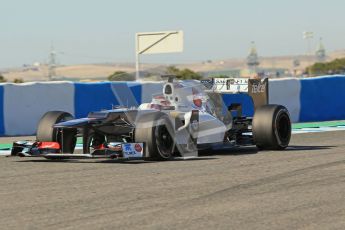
[0,143,12,149]
[77,137,83,144]
[292,120,345,129]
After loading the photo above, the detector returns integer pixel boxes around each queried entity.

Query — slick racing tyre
[84,130,106,154]
[135,113,175,160]
[252,105,291,150]
[36,111,77,153]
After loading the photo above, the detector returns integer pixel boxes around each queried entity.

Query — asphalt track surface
[0,131,344,230]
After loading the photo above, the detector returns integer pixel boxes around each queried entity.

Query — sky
[1,0,345,68]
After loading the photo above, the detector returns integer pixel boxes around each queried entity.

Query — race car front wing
[11,140,145,160]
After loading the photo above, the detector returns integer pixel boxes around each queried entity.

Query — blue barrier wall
[111,82,141,108]
[222,94,254,117]
[74,82,143,119]
[299,76,345,122]
[74,82,118,118]
[1,76,345,136]
[127,82,142,106]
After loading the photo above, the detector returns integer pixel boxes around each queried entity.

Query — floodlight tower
[247,41,260,73]
[48,45,57,81]
[303,31,314,76]
[315,37,326,62]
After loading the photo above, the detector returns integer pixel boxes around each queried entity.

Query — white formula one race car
[12,76,291,160]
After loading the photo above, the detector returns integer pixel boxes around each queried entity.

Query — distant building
[247,41,259,70]
[315,37,326,62]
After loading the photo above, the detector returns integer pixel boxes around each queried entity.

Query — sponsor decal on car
[251,81,266,94]
[122,143,144,158]
[212,78,249,93]
[134,143,143,152]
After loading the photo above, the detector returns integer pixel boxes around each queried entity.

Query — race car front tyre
[252,105,291,150]
[36,111,77,153]
[84,130,106,154]
[135,113,175,160]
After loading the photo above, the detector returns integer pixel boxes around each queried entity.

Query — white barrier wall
[4,82,75,136]
[269,78,301,122]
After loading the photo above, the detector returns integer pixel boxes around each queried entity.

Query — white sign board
[136,30,183,55]
[135,30,184,80]
[213,78,249,93]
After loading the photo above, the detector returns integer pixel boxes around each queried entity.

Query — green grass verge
[292,120,345,129]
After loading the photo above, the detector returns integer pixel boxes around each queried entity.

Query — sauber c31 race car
[11,76,291,160]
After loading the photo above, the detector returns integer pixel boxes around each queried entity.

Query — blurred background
[1,0,345,82]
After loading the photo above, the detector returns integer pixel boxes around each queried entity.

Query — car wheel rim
[155,124,173,158]
[276,112,291,143]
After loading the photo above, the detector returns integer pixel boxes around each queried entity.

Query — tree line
[0,75,24,83]
[108,66,203,81]
[307,58,345,75]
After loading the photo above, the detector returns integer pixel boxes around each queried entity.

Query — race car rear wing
[201,77,269,111]
[248,78,269,110]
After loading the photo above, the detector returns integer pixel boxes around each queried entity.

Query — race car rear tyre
[135,113,175,160]
[252,105,291,150]
[36,111,77,153]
